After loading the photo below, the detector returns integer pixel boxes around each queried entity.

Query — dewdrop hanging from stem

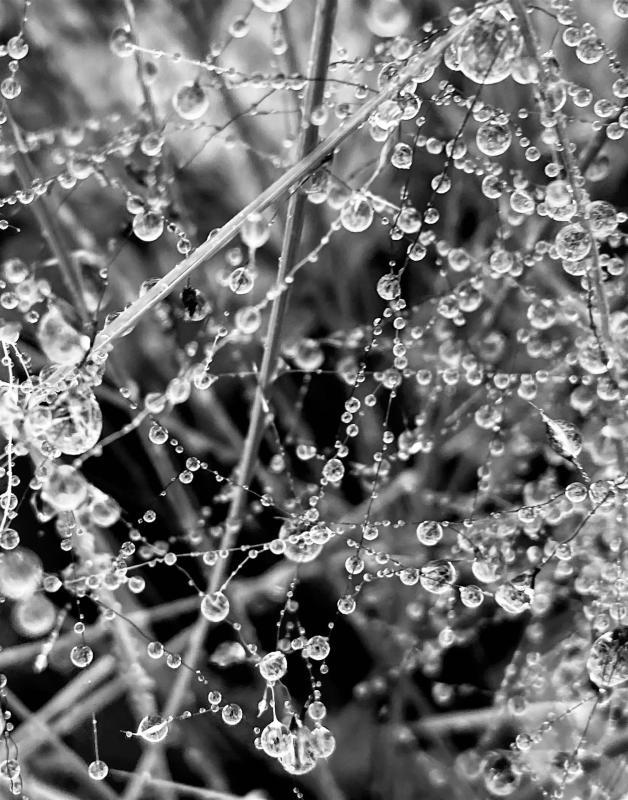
[525,400,590,484]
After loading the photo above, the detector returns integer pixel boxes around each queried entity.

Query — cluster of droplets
[6,1,628,798]
[254,648,336,774]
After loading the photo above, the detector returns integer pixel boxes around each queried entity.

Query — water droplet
[173,82,209,120]
[587,627,628,687]
[200,591,230,622]
[42,464,88,511]
[137,714,169,742]
[416,520,443,546]
[482,751,522,796]
[456,7,522,85]
[38,307,89,366]
[555,223,591,262]
[476,122,512,156]
[133,211,164,242]
[494,575,534,615]
[542,414,582,459]
[420,560,456,594]
[259,650,288,682]
[70,644,94,669]
[221,702,243,725]
[322,457,344,483]
[261,720,291,758]
[88,760,109,781]
[340,194,374,233]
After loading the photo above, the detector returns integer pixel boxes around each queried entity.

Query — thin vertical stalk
[6,690,120,800]
[511,0,617,368]
[225,0,338,536]
[119,3,337,798]
[4,109,88,323]
[89,20,467,357]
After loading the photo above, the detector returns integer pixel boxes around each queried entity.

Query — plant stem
[119,3,338,797]
[89,19,468,357]
[6,689,120,800]
[4,108,88,323]
[12,655,115,745]
[511,0,617,369]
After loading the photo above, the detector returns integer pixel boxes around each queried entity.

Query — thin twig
[511,0,618,370]
[11,655,115,746]
[118,4,339,797]
[3,108,88,323]
[0,595,199,670]
[88,20,469,358]
[5,689,120,800]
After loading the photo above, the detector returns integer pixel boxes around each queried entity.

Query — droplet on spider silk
[459,585,484,608]
[228,266,255,295]
[110,26,134,57]
[173,81,209,120]
[293,338,324,371]
[542,414,582,459]
[70,644,94,669]
[279,726,318,775]
[137,714,169,742]
[456,5,522,85]
[261,721,291,758]
[554,223,591,261]
[221,703,243,726]
[391,143,413,169]
[88,760,109,781]
[182,288,211,322]
[587,200,618,238]
[476,122,512,156]
[279,521,323,564]
[1,78,21,100]
[42,464,88,511]
[259,650,288,682]
[38,306,89,366]
[340,194,374,233]
[241,212,270,249]
[322,457,344,483]
[7,36,28,60]
[587,627,628,687]
[416,520,443,546]
[0,529,19,550]
[0,759,20,780]
[25,381,102,456]
[304,635,330,661]
[200,591,230,622]
[494,575,534,615]
[133,210,164,242]
[311,725,336,758]
[482,751,522,796]
[149,423,169,445]
[377,273,401,300]
[420,560,456,594]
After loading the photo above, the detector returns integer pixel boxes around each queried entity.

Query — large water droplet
[587,627,628,687]
[456,6,522,85]
[38,307,89,366]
